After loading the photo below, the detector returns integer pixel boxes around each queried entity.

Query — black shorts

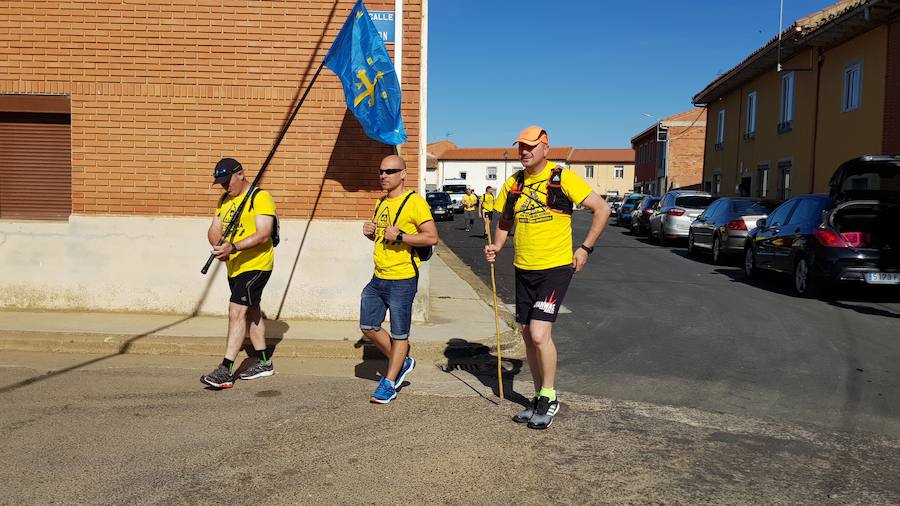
[515,265,574,324]
[228,270,271,307]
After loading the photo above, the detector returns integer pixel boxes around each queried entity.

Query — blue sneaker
[370,377,397,404]
[396,357,416,386]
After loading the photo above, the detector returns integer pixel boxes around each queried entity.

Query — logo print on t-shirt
[376,207,391,243]
[517,181,552,224]
[221,202,246,237]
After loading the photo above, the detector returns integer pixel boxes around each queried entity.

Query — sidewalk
[0,246,519,361]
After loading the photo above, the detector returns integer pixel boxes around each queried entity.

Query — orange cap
[514,126,549,146]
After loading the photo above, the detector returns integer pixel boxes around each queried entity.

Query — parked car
[649,190,717,244]
[743,155,900,296]
[441,181,469,213]
[688,197,778,263]
[609,198,622,217]
[617,194,644,228]
[426,191,455,221]
[630,196,661,236]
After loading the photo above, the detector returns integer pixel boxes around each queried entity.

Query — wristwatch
[230,242,238,254]
[579,244,594,255]
[396,232,405,243]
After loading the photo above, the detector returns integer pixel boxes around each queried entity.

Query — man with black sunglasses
[360,154,439,404]
[201,157,277,389]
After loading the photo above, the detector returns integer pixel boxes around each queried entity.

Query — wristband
[396,232,404,243]
[230,242,238,254]
[579,244,594,255]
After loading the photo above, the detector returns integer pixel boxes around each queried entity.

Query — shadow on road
[440,338,528,407]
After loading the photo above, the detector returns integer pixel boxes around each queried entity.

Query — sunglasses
[379,168,403,175]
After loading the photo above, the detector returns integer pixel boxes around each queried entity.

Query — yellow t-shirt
[462,193,478,211]
[372,191,434,280]
[215,188,276,278]
[482,193,495,212]
[494,163,593,270]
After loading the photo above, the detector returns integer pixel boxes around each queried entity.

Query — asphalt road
[435,211,900,436]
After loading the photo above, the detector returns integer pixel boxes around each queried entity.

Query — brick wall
[0,0,421,219]
[884,17,900,154]
[667,124,706,189]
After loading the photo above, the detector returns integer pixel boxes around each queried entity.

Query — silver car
[687,198,777,263]
[649,190,716,245]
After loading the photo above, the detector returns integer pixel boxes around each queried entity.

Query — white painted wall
[437,160,525,194]
[0,216,429,320]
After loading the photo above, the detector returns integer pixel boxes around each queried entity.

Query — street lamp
[503,151,509,181]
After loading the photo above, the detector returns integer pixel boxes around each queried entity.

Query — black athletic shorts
[228,270,271,307]
[514,265,574,324]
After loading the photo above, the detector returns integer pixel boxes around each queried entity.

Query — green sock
[538,387,556,402]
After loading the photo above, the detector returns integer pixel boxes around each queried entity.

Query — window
[739,175,752,197]
[745,91,757,137]
[787,198,826,226]
[585,165,594,178]
[843,62,862,112]
[778,161,792,200]
[757,164,769,197]
[712,172,721,195]
[614,165,624,178]
[459,171,467,180]
[715,108,725,149]
[766,201,796,228]
[486,166,497,180]
[779,72,794,131]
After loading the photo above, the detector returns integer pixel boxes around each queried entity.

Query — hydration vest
[501,166,573,221]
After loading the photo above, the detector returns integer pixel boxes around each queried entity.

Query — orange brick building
[630,108,706,196]
[0,0,428,318]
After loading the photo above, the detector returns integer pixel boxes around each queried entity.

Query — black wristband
[396,232,404,244]
[230,242,238,254]
[579,244,594,255]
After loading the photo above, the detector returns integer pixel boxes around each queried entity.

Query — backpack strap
[501,170,525,221]
[546,166,573,215]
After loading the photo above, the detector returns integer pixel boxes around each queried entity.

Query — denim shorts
[359,276,418,340]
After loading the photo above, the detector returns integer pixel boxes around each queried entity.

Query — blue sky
[426,0,835,148]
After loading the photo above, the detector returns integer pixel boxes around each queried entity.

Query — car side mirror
[756,218,767,229]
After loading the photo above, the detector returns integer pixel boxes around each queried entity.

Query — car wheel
[744,246,756,278]
[712,236,722,265]
[687,231,696,255]
[793,257,821,298]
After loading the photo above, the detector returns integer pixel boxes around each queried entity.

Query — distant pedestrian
[462,188,479,232]
[480,185,496,239]
[484,126,611,429]
[201,157,278,389]
[361,154,439,404]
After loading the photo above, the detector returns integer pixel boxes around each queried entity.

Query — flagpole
[201,62,326,274]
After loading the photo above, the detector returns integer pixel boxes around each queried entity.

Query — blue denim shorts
[359,276,418,340]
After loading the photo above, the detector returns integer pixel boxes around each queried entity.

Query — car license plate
[865,272,900,284]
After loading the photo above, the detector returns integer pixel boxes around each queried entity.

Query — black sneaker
[201,365,234,389]
[239,360,274,380]
[526,396,559,430]
[512,396,538,423]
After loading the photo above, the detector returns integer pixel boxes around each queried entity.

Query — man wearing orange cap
[484,126,611,429]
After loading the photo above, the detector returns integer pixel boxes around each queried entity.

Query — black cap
[213,157,242,184]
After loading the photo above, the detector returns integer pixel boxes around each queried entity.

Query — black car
[743,155,900,296]
[630,196,660,236]
[426,191,455,221]
[688,197,777,264]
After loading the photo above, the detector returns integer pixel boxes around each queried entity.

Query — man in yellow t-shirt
[462,188,479,232]
[200,157,277,389]
[361,154,439,404]
[484,126,611,430]
[479,185,496,239]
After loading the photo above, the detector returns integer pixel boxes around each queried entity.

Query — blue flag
[324,0,407,145]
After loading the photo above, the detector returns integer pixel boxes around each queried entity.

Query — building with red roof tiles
[631,108,707,196]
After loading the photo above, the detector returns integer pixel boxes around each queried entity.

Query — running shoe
[370,377,397,404]
[395,356,416,386]
[527,396,559,430]
[512,396,538,423]
[238,360,274,380]
[200,365,234,389]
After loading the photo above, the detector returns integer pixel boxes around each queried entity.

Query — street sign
[368,11,395,43]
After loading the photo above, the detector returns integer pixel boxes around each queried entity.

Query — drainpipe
[809,47,823,193]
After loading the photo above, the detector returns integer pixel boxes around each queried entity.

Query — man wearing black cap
[201,157,277,389]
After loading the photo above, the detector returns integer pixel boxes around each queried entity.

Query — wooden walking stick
[486,219,504,400]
